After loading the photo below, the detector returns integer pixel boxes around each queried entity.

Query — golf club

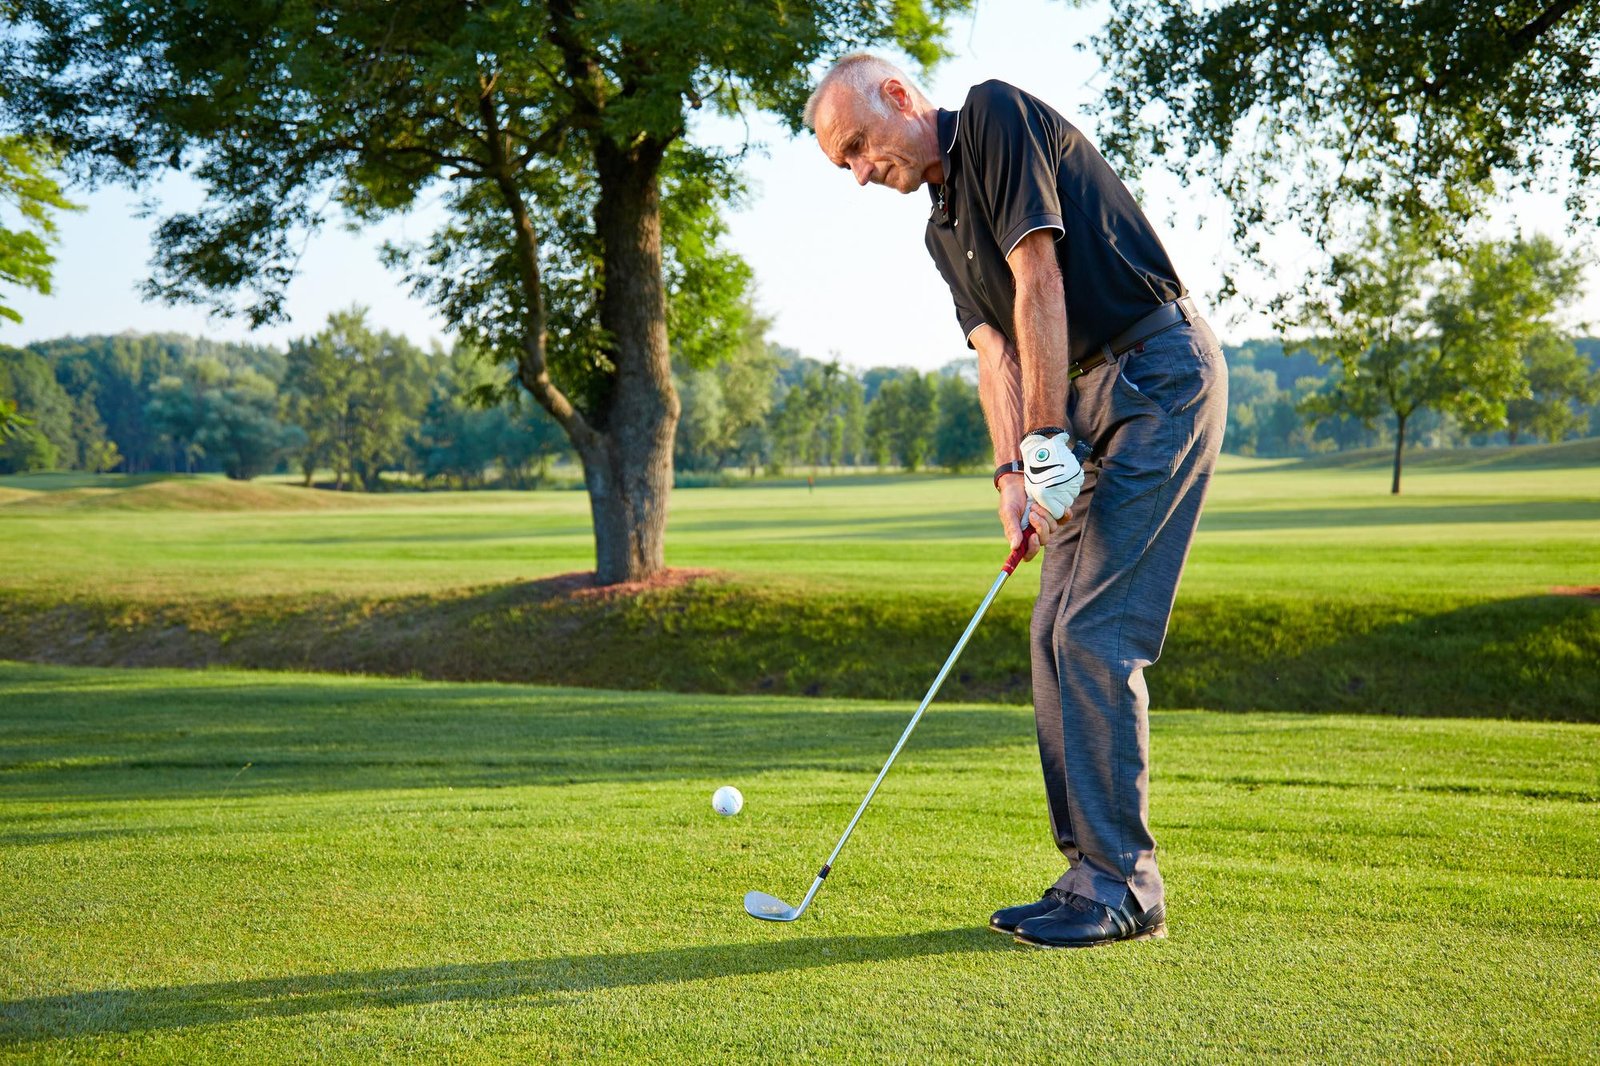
[745,523,1038,922]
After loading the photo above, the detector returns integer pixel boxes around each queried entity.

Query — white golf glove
[1019,427,1084,520]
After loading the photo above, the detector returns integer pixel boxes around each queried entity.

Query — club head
[744,890,801,922]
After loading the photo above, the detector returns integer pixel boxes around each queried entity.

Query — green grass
[1,661,1597,1062]
[2,458,1598,716]
[3,458,1599,600]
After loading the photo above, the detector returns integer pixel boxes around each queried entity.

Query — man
[805,54,1227,948]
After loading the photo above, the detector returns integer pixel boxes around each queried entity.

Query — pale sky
[4,0,1595,369]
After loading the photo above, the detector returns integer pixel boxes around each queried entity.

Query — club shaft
[811,563,1016,884]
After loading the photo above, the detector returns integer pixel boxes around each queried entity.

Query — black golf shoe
[1012,891,1167,948]
[988,887,1076,934]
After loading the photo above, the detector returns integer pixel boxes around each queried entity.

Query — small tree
[1301,225,1586,492]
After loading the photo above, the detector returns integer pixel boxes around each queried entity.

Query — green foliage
[672,308,779,473]
[1093,0,1600,290]
[932,372,987,472]
[0,346,73,471]
[0,136,80,324]
[1297,225,1588,491]
[280,309,432,490]
[32,332,284,472]
[0,395,27,441]
[196,370,301,481]
[769,360,865,473]
[1507,334,1600,444]
[148,357,299,480]
[415,344,571,487]
[867,371,938,471]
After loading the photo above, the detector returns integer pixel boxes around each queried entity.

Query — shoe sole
[1012,922,1168,949]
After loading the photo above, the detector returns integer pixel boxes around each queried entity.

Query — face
[815,80,930,194]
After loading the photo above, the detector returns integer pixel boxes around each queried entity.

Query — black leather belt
[1069,295,1198,380]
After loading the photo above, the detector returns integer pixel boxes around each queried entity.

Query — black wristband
[1025,426,1068,439]
[993,459,1023,490]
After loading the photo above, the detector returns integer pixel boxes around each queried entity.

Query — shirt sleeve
[964,82,1065,259]
[925,231,987,349]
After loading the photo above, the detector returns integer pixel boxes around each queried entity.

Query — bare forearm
[1005,230,1071,430]
[972,326,1024,465]
[1013,277,1070,428]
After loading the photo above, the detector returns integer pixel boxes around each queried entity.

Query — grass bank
[1,662,1596,1061]
[2,580,1596,719]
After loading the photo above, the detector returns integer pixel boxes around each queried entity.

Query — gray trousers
[1031,317,1227,912]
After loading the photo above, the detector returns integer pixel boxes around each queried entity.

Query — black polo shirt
[924,80,1185,364]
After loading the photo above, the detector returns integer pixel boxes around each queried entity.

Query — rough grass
[1,662,1596,1062]
[2,459,1597,718]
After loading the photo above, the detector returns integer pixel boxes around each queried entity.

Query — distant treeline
[0,312,993,486]
[4,320,1598,484]
[1225,337,1600,457]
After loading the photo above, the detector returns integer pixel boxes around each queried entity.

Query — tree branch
[1509,0,1587,49]
[477,82,599,452]
[546,0,606,119]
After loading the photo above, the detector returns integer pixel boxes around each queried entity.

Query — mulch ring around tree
[515,569,726,604]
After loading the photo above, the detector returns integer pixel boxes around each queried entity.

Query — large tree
[1092,0,1600,295]
[1,1,958,583]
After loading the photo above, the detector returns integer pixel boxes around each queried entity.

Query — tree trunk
[588,141,678,585]
[1390,412,1407,495]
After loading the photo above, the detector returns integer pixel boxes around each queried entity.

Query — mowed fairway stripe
[1,663,1597,1062]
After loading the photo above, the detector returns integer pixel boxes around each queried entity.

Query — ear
[881,78,913,113]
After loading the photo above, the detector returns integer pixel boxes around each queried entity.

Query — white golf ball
[712,785,744,817]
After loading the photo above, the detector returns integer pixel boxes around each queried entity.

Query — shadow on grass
[0,928,1002,1043]
[0,666,1034,801]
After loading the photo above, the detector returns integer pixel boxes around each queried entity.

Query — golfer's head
[806,53,936,194]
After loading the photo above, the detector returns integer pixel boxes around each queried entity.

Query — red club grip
[1002,522,1037,574]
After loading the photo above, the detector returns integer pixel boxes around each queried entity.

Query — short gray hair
[803,52,927,129]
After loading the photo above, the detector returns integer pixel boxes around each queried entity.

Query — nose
[850,158,873,186]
